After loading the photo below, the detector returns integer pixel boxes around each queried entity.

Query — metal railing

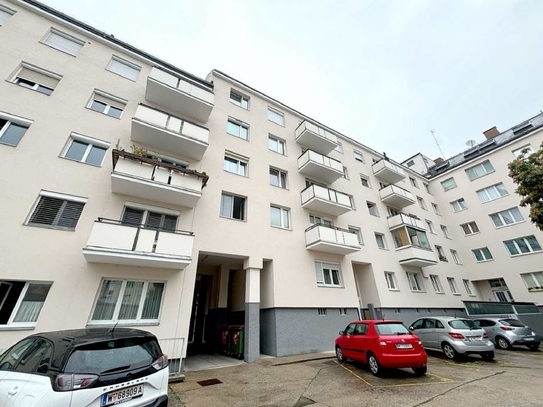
[158,337,185,376]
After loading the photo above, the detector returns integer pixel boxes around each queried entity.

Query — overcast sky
[43,0,543,162]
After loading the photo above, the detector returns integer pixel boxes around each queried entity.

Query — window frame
[41,28,85,56]
[0,113,32,147]
[220,192,246,221]
[429,275,443,293]
[86,90,126,119]
[269,167,288,189]
[472,247,493,262]
[26,190,87,231]
[120,204,179,231]
[440,177,457,191]
[450,198,467,212]
[315,261,343,288]
[504,235,542,256]
[431,203,441,215]
[450,249,462,264]
[0,281,52,328]
[227,118,249,140]
[521,272,543,291]
[406,272,424,292]
[425,220,436,234]
[384,272,397,290]
[440,225,451,238]
[460,221,480,236]
[476,183,508,203]
[267,107,284,126]
[417,196,427,210]
[106,55,141,81]
[223,153,248,177]
[60,132,110,166]
[360,175,371,188]
[10,63,61,96]
[229,90,249,110]
[367,201,379,216]
[354,150,364,162]
[489,207,524,228]
[465,160,495,181]
[270,205,290,229]
[436,245,447,262]
[447,277,459,295]
[463,279,474,296]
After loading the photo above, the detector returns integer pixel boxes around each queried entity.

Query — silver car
[409,316,495,360]
[474,318,540,351]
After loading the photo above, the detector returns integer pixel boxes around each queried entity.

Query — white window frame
[0,111,32,147]
[0,4,16,26]
[223,153,248,177]
[450,198,467,212]
[267,107,284,126]
[512,144,534,158]
[417,196,427,210]
[440,225,451,238]
[26,190,87,231]
[309,215,332,227]
[87,90,126,118]
[450,249,461,264]
[315,261,343,288]
[220,193,246,221]
[406,272,424,292]
[375,233,387,249]
[354,150,364,162]
[477,183,508,203]
[269,167,288,189]
[521,272,543,291]
[461,221,479,236]
[429,275,443,293]
[11,63,61,95]
[270,205,290,229]
[490,207,524,228]
[410,177,418,188]
[367,201,379,216]
[348,226,363,244]
[424,183,431,194]
[385,272,397,290]
[229,90,249,109]
[463,279,474,296]
[425,220,436,234]
[360,175,370,188]
[268,135,285,155]
[465,160,495,181]
[106,55,141,81]
[42,28,85,56]
[0,281,52,328]
[61,132,110,166]
[504,235,542,256]
[432,203,441,215]
[472,247,493,262]
[441,177,457,191]
[334,141,343,153]
[227,118,249,140]
[436,245,447,262]
[447,277,459,295]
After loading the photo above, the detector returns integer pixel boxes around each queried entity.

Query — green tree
[508,141,543,231]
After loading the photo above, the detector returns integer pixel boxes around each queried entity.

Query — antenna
[109,320,120,336]
[431,129,446,158]
[466,140,476,148]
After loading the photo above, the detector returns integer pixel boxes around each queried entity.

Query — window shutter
[56,201,85,228]
[162,215,178,231]
[146,212,162,230]
[44,32,84,56]
[108,58,140,81]
[17,67,59,89]
[93,93,126,110]
[121,207,144,226]
[315,263,324,285]
[29,196,84,229]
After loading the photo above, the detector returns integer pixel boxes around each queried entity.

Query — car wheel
[481,351,494,361]
[412,366,427,376]
[496,336,511,350]
[528,344,539,351]
[442,343,458,360]
[335,346,346,363]
[367,353,382,376]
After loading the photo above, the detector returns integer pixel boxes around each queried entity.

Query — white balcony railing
[396,245,438,268]
[301,184,353,216]
[298,150,344,184]
[379,184,415,208]
[305,224,361,255]
[372,159,406,184]
[387,213,425,230]
[295,121,338,155]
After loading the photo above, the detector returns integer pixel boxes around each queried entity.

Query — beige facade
[1,0,542,361]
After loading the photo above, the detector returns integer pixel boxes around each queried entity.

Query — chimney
[483,126,500,139]
[434,157,444,164]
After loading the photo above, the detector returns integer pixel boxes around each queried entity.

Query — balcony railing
[83,218,194,269]
[305,224,361,255]
[132,104,209,160]
[372,159,406,184]
[295,121,338,155]
[301,184,353,217]
[145,67,214,122]
[298,150,343,184]
[387,213,425,231]
[379,184,415,208]
[111,150,208,208]
[396,245,438,268]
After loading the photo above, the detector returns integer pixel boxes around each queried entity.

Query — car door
[426,319,444,350]
[339,323,357,359]
[349,323,369,362]
[410,319,431,348]
[0,338,36,407]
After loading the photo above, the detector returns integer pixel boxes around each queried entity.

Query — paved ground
[169,348,543,407]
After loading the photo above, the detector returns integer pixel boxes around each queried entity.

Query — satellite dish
[466,140,476,148]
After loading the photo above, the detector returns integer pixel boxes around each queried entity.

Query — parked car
[335,320,427,376]
[409,316,495,361]
[473,317,540,351]
[0,328,169,407]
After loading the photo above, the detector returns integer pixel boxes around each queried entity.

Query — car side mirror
[409,326,414,330]
[339,331,344,335]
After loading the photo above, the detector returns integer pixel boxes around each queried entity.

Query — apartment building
[1,0,542,366]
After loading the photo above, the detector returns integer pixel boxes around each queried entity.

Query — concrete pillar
[243,259,261,362]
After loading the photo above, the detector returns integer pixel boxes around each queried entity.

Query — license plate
[396,343,413,349]
[467,336,481,341]
[101,384,143,406]
[525,337,534,341]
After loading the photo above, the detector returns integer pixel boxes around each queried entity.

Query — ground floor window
[315,261,342,288]
[0,281,52,327]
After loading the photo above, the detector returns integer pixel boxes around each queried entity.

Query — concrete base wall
[372,307,468,327]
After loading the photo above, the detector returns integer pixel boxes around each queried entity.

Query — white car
[0,328,169,407]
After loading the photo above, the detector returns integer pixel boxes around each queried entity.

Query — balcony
[298,150,343,184]
[372,159,406,184]
[83,218,194,269]
[301,184,353,217]
[295,121,338,155]
[131,104,209,161]
[305,224,361,255]
[387,213,425,231]
[396,245,438,268]
[110,150,208,208]
[145,67,214,122]
[379,185,415,208]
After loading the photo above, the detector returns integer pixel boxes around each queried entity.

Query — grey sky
[43,0,543,162]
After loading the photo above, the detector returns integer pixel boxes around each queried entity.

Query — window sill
[435,292,445,295]
[271,225,291,231]
[475,259,494,263]
[224,170,248,178]
[87,321,160,327]
[317,284,344,289]
[410,290,427,293]
[510,250,543,258]
[453,293,461,296]
[464,232,480,237]
[85,106,122,119]
[388,289,400,292]
[0,325,36,331]
[25,223,76,232]
[60,156,104,167]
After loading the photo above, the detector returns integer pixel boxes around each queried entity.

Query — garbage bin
[220,325,231,355]
[229,325,244,360]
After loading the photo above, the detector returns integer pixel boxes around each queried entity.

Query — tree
[508,141,543,231]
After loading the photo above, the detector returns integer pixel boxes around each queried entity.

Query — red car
[335,319,427,376]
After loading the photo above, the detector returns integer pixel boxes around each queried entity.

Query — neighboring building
[402,152,435,175]
[1,0,542,367]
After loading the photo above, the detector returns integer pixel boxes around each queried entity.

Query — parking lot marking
[334,361,373,386]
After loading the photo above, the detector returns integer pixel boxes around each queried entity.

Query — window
[334,141,343,153]
[0,281,52,326]
[0,5,15,26]
[430,275,443,293]
[354,150,364,162]
[465,160,494,180]
[461,221,479,235]
[11,63,61,95]
[512,145,534,158]
[463,279,474,296]
[425,220,435,234]
[440,177,457,191]
[315,261,342,287]
[472,247,493,262]
[269,168,288,188]
[339,308,347,315]
[450,198,467,212]
[227,118,249,140]
[270,205,290,229]
[424,183,431,194]
[223,154,248,176]
[220,193,246,220]
[61,133,109,166]
[409,177,418,188]
[318,308,327,315]
[450,249,461,264]
[367,201,379,216]
[309,215,332,226]
[375,233,386,249]
[342,166,349,179]
[504,236,542,256]
[90,279,165,324]
[42,28,85,56]
[436,245,447,262]
[87,91,126,118]
[521,272,543,290]
[268,135,285,155]
[267,107,284,126]
[27,191,86,231]
[477,183,508,203]
[406,272,424,292]
[348,226,363,244]
[360,175,370,188]
[417,196,427,210]
[447,278,459,294]
[230,90,249,109]
[432,203,441,215]
[490,207,524,228]
[121,206,178,231]
[107,56,141,81]
[440,225,450,238]
[406,160,415,167]
[0,114,31,147]
[385,272,397,290]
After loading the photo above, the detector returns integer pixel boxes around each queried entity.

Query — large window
[472,247,493,262]
[107,55,141,81]
[268,135,285,155]
[315,261,342,287]
[267,107,284,126]
[385,272,397,290]
[11,63,60,96]
[220,193,246,220]
[121,206,178,231]
[90,279,165,324]
[477,183,508,203]
[521,272,543,291]
[0,115,30,147]
[61,133,109,166]
[461,221,479,235]
[227,118,249,140]
[512,145,534,158]
[450,198,467,212]
[465,160,494,181]
[0,281,52,327]
[87,91,126,118]
[223,154,248,176]
[504,236,542,256]
[230,90,249,109]
[489,207,524,228]
[27,191,86,231]
[42,28,85,56]
[440,177,457,191]
[270,205,290,229]
[406,272,424,292]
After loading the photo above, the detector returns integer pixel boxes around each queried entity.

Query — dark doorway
[187,275,212,355]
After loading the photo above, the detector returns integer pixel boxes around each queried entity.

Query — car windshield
[448,319,479,329]
[500,319,525,327]
[375,323,410,335]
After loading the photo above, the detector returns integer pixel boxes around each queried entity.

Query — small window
[450,198,467,212]
[0,282,52,328]
[360,175,370,188]
[315,261,342,287]
[461,221,479,236]
[87,91,126,118]
[354,150,364,162]
[107,55,141,81]
[465,160,494,181]
[367,201,379,216]
[477,183,508,203]
[431,203,441,215]
[406,160,415,167]
[220,193,246,220]
[450,249,461,264]
[436,245,447,262]
[417,196,427,210]
[342,166,349,179]
[424,183,431,194]
[230,90,249,109]
[348,226,363,244]
[11,63,61,95]
[334,141,343,153]
[425,220,435,234]
[406,272,424,292]
[490,207,524,228]
[440,177,457,191]
[267,107,284,126]
[472,247,493,262]
[447,278,459,294]
[504,235,542,256]
[227,118,249,140]
[0,113,31,147]
[440,225,450,238]
[27,191,87,231]
[512,145,534,158]
[268,135,285,155]
[375,233,386,249]
[463,279,474,296]
[270,205,290,229]
[318,308,327,315]
[223,153,248,176]
[309,215,332,226]
[269,167,288,188]
[430,275,443,293]
[385,272,397,290]
[42,28,85,56]
[61,133,109,166]
[409,177,418,188]
[0,5,16,26]
[339,308,347,315]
